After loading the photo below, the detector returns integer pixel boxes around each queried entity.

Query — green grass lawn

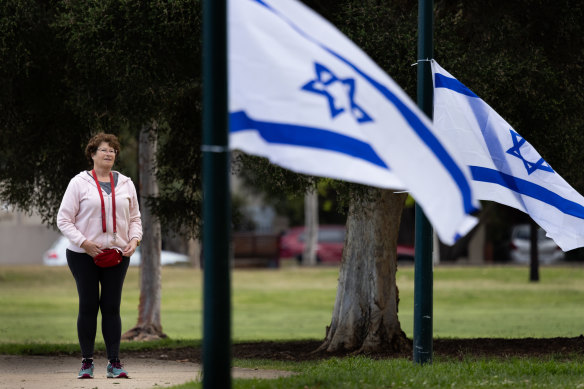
[2,264,584,344]
[224,355,584,389]
[2,264,584,388]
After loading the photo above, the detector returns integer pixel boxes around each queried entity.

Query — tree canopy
[240,0,584,211]
[433,0,584,190]
[55,0,204,235]
[0,0,203,234]
[0,0,582,236]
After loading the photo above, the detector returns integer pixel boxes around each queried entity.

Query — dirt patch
[114,336,584,362]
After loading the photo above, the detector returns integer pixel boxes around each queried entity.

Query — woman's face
[92,142,117,170]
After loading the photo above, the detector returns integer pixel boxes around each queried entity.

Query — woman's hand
[122,238,139,257]
[81,240,103,258]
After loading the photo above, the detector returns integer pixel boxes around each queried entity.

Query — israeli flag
[432,61,584,251]
[228,0,480,244]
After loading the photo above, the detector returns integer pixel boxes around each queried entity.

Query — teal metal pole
[202,0,231,387]
[413,0,434,365]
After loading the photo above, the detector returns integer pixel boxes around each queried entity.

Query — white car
[509,224,565,264]
[43,236,190,267]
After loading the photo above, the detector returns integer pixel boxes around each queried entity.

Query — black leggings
[66,249,130,361]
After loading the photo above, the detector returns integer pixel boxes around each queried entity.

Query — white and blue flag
[228,0,480,244]
[432,61,584,251]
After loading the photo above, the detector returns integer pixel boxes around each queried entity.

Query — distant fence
[232,232,280,268]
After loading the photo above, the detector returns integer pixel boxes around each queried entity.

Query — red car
[279,225,415,263]
[279,225,345,263]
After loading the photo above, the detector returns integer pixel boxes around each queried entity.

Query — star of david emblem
[506,129,554,175]
[301,62,373,124]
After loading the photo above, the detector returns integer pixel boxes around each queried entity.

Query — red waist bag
[94,248,123,268]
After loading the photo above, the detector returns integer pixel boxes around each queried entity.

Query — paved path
[0,355,294,389]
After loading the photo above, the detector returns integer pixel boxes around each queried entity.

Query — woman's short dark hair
[85,133,121,165]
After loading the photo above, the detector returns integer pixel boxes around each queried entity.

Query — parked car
[43,235,190,266]
[279,225,345,263]
[279,225,415,263]
[396,244,415,262]
[509,224,565,264]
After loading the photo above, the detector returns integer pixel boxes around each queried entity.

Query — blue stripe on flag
[230,111,389,169]
[471,166,584,219]
[247,0,477,215]
[353,75,477,215]
[434,73,478,98]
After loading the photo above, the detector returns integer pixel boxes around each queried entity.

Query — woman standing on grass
[57,133,142,379]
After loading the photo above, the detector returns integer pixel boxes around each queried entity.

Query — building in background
[0,207,59,265]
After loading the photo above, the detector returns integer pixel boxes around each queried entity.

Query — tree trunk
[302,189,319,266]
[188,237,201,269]
[317,188,411,354]
[122,122,167,341]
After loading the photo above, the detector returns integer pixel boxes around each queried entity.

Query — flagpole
[202,0,231,387]
[413,0,434,365]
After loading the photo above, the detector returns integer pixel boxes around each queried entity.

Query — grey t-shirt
[87,171,119,195]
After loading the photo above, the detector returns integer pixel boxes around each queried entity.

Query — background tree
[434,0,584,259]
[302,190,319,265]
[0,0,90,221]
[0,0,203,341]
[309,0,418,353]
[232,0,418,353]
[122,124,166,340]
[55,0,202,340]
[0,0,203,230]
[238,0,584,353]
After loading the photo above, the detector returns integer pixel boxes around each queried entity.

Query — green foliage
[0,0,204,233]
[327,1,418,97]
[56,0,202,124]
[0,0,89,225]
[0,0,582,236]
[233,155,347,226]
[233,154,318,203]
[56,0,204,236]
[435,0,584,190]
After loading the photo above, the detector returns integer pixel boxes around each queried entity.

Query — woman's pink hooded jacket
[57,171,143,254]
